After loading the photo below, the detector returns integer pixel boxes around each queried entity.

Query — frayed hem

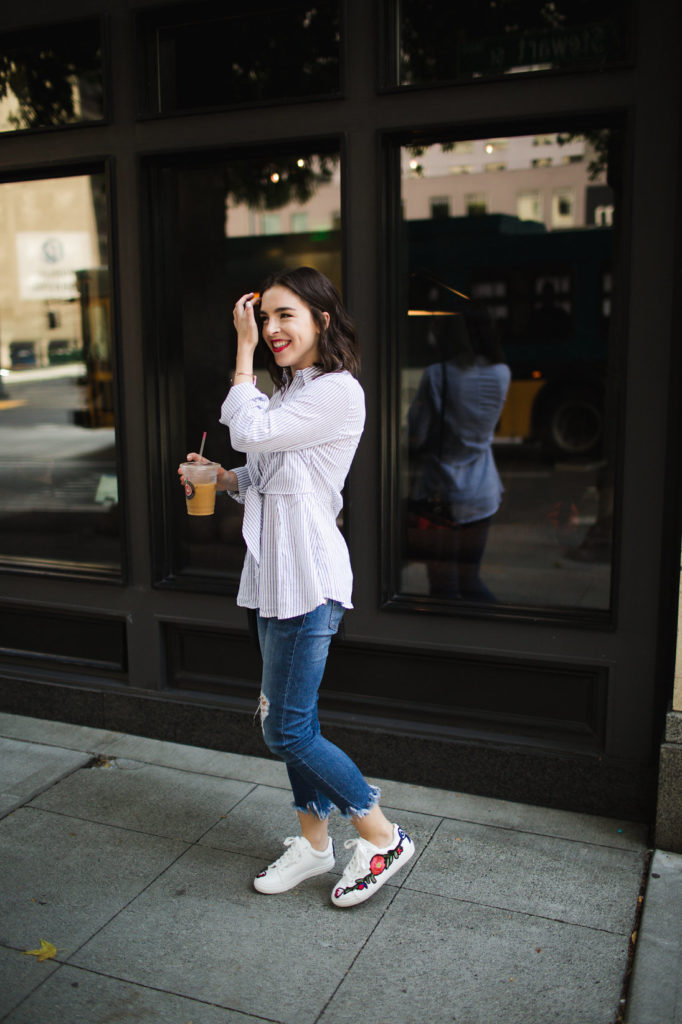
[292,799,334,821]
[338,784,382,821]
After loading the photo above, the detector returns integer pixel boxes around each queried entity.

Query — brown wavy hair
[257,266,360,388]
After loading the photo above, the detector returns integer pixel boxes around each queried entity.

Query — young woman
[407,302,510,602]
[181,267,414,907]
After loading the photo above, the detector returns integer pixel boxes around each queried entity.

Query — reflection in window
[517,191,544,222]
[0,174,120,573]
[552,188,576,227]
[0,20,104,133]
[395,130,620,613]
[150,146,341,583]
[394,0,632,86]
[430,197,450,219]
[138,0,340,115]
[466,194,488,216]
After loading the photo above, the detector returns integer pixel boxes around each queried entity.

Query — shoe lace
[270,836,306,870]
[339,837,373,882]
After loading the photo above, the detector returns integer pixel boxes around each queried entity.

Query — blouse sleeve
[224,462,252,505]
[220,375,359,454]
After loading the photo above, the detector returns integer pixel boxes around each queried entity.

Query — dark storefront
[0,1,680,827]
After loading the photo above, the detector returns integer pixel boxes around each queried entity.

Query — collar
[284,365,319,387]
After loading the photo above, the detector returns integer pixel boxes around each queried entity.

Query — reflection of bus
[407,215,612,456]
[73,268,114,428]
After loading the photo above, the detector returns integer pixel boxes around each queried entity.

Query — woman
[181,267,414,908]
[407,302,510,601]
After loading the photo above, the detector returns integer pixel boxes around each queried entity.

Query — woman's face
[258,285,328,373]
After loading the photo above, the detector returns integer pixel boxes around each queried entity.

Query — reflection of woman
[180,267,414,907]
[407,304,510,601]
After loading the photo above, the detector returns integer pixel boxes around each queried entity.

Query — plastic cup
[181,461,219,516]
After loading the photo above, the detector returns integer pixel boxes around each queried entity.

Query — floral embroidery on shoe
[333,829,407,899]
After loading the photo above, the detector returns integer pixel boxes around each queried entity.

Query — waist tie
[242,485,264,564]
[242,479,338,565]
[242,481,308,564]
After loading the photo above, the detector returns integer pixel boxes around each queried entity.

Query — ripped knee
[256,692,270,726]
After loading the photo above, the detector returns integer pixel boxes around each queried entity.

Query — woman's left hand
[233,292,259,353]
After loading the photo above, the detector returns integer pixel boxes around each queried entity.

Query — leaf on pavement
[23,939,57,962]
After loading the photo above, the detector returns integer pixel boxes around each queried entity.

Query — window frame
[379,117,630,629]
[0,14,110,137]
[134,0,346,121]
[378,0,636,94]
[0,157,127,583]
[140,135,348,595]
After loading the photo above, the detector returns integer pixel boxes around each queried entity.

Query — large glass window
[0,172,121,574]
[390,1,633,88]
[390,128,622,615]
[147,144,341,585]
[137,1,341,116]
[0,20,104,133]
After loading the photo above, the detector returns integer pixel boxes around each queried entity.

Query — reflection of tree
[557,130,615,183]
[0,22,102,130]
[225,154,336,214]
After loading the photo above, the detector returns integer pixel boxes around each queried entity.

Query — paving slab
[104,733,290,789]
[625,849,682,1024]
[0,737,91,819]
[69,843,389,1024]
[0,807,188,959]
[28,758,255,842]
[375,775,648,850]
[406,817,646,933]
[0,713,121,754]
[3,963,262,1024]
[0,944,60,1019]
[318,888,630,1024]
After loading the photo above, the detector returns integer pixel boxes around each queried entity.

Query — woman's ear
[320,310,331,332]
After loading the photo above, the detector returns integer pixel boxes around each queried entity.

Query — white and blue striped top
[220,366,366,619]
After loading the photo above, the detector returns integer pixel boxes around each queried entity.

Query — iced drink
[181,461,219,516]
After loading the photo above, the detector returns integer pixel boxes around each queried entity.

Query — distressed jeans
[257,600,380,820]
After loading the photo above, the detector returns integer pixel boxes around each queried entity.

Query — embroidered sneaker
[331,823,415,908]
[253,836,335,894]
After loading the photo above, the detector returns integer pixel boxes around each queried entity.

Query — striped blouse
[219,366,366,619]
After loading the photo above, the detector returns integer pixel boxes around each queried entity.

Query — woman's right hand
[178,454,236,493]
[233,292,260,354]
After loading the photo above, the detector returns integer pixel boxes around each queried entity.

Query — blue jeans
[256,601,380,820]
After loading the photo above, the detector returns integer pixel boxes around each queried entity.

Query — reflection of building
[227,169,341,238]
[402,134,606,230]
[225,136,609,237]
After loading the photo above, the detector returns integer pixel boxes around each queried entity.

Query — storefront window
[0,20,104,133]
[390,128,622,615]
[137,0,341,115]
[148,145,342,585]
[0,172,121,574]
[391,1,632,88]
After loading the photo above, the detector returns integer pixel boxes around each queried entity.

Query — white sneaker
[331,823,415,908]
[254,836,335,894]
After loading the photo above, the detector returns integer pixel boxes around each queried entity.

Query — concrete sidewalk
[0,712,677,1024]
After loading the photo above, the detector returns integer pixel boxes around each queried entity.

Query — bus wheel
[543,390,603,458]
